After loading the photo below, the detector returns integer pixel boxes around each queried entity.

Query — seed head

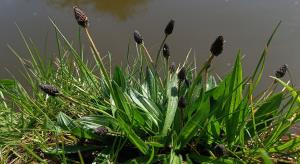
[73,6,89,28]
[210,36,224,56]
[163,43,170,59]
[134,30,143,45]
[39,84,59,96]
[275,64,288,78]
[164,19,175,35]
[178,67,186,82]
[213,144,226,157]
[178,96,186,109]
[94,126,108,136]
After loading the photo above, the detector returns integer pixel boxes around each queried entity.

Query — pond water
[1,0,300,90]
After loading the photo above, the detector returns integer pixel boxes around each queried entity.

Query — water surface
[1,0,300,90]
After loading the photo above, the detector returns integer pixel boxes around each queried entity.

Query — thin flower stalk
[204,36,224,90]
[155,20,175,69]
[73,6,111,90]
[162,43,170,78]
[133,30,154,66]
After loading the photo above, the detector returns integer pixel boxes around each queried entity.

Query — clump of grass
[0,6,299,164]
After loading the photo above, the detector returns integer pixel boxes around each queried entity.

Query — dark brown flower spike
[73,6,89,28]
[163,43,170,59]
[178,67,186,82]
[39,84,59,96]
[210,36,224,56]
[134,30,143,45]
[94,126,108,135]
[178,96,186,109]
[214,144,226,157]
[165,19,175,35]
[275,64,288,78]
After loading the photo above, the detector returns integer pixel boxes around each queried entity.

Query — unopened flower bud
[210,36,224,56]
[213,144,226,157]
[275,64,288,78]
[178,96,186,109]
[134,30,143,45]
[164,19,175,35]
[163,43,170,59]
[178,67,186,82]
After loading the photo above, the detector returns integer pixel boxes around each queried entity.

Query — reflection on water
[47,0,149,20]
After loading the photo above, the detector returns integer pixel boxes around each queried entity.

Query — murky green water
[1,0,300,89]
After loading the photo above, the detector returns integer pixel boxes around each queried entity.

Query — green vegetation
[0,7,299,163]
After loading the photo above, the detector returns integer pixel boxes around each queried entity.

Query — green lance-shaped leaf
[176,95,210,149]
[117,117,149,154]
[161,74,179,136]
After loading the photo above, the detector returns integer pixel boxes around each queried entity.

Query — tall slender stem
[164,58,169,85]
[155,35,168,69]
[203,55,214,91]
[142,44,154,64]
[204,68,209,91]
[180,107,184,128]
[85,28,100,58]
[84,28,111,89]
[78,27,83,59]
[178,81,183,128]
[188,54,214,99]
[256,80,276,102]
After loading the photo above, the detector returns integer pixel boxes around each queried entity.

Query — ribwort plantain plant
[1,7,299,164]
